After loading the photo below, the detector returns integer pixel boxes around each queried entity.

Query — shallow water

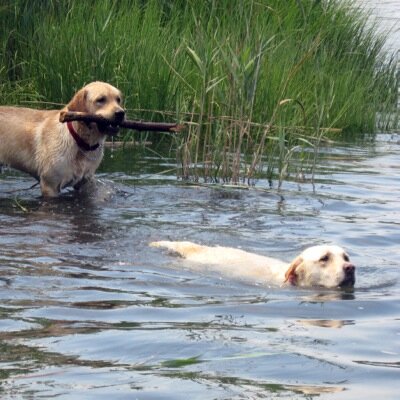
[1,131,400,399]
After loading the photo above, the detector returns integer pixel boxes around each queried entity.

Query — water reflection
[296,319,355,329]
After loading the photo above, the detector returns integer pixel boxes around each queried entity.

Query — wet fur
[150,241,356,288]
[0,81,124,197]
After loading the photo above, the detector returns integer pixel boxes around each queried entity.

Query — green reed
[0,0,398,184]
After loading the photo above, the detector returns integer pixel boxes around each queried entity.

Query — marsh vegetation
[0,0,398,184]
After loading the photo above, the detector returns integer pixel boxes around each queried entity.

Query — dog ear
[284,256,303,285]
[67,89,88,112]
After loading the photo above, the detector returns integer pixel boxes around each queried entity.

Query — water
[1,2,400,399]
[1,131,399,399]
[358,0,400,54]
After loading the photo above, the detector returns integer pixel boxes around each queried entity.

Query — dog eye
[343,254,350,262]
[96,96,106,104]
[319,254,329,263]
[116,97,121,104]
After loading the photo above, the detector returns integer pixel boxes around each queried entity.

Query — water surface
[358,0,400,53]
[1,131,399,399]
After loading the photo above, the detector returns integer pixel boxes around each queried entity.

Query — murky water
[1,131,399,399]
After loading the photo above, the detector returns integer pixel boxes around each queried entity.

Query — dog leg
[40,179,59,197]
[73,177,89,191]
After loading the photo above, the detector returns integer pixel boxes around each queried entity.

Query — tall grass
[0,0,398,184]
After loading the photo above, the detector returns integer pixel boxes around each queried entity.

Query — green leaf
[161,356,203,368]
[186,47,204,74]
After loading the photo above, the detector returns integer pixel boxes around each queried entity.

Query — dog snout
[340,262,356,287]
[343,262,355,274]
[114,109,125,123]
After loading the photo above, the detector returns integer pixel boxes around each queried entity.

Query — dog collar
[67,121,100,152]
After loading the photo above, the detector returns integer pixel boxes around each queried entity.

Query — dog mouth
[339,273,355,288]
[97,122,121,136]
[96,111,125,136]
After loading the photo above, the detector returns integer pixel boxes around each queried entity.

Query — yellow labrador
[150,241,356,288]
[0,81,125,197]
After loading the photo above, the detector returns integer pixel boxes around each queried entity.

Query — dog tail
[149,241,204,258]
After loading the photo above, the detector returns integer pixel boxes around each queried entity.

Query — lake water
[1,133,399,399]
[357,0,400,54]
[1,3,400,400]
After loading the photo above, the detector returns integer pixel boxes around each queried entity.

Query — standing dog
[0,81,125,197]
[150,241,356,288]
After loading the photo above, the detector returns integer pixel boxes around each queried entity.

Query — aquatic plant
[0,0,397,184]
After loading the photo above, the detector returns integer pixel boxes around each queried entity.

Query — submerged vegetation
[0,0,398,184]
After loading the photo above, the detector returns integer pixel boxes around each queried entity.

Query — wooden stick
[59,111,184,133]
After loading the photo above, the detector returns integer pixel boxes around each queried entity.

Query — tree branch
[59,111,185,133]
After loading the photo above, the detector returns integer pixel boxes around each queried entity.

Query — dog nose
[114,110,125,123]
[343,263,355,274]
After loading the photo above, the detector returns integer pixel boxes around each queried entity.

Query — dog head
[284,245,355,288]
[67,81,125,135]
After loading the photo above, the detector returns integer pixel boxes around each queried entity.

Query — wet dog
[150,241,356,288]
[0,81,125,197]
